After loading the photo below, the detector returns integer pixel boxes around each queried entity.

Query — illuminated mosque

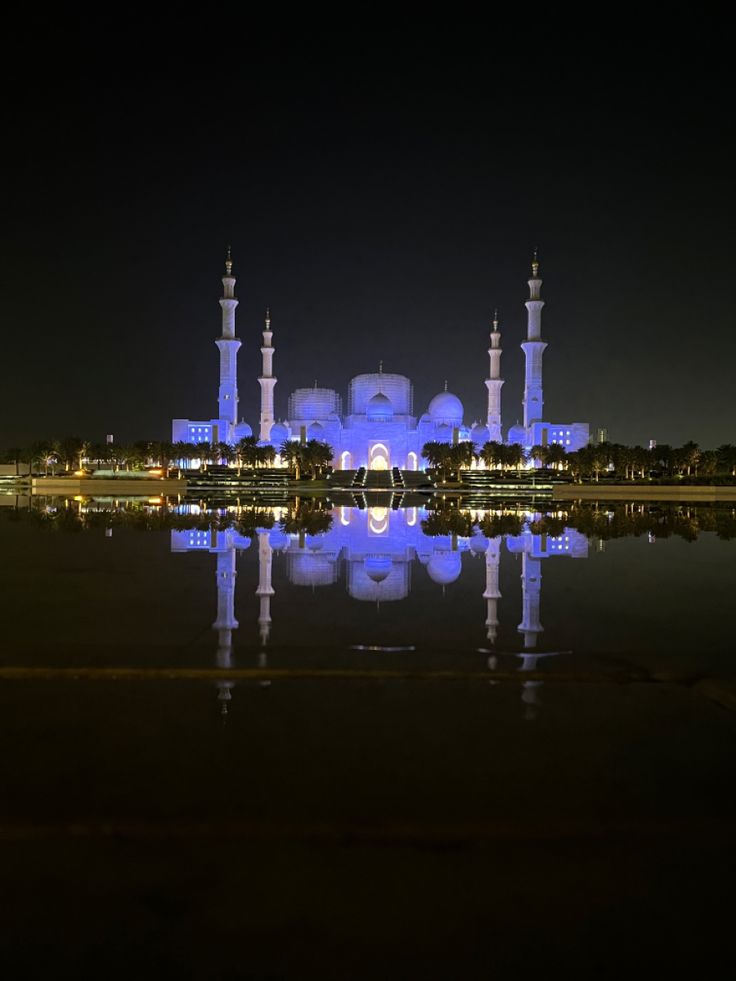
[172,251,589,466]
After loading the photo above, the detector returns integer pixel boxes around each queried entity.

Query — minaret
[258,308,276,441]
[521,250,547,431]
[215,248,241,442]
[256,528,274,645]
[482,536,502,642]
[212,529,239,715]
[485,309,504,442]
[517,551,543,649]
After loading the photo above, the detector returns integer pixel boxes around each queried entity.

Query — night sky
[3,14,734,448]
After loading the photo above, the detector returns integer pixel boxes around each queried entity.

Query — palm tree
[216,442,235,468]
[448,441,475,477]
[59,436,83,472]
[529,444,548,468]
[156,440,175,476]
[421,441,445,469]
[236,436,259,471]
[716,444,736,476]
[504,443,525,475]
[545,443,567,472]
[257,444,276,468]
[303,439,333,479]
[173,441,197,470]
[280,500,333,547]
[280,439,301,479]
[480,440,505,471]
[196,441,212,471]
[673,441,700,477]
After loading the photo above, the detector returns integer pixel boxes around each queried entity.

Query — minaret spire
[521,249,547,432]
[258,307,277,441]
[485,307,504,441]
[216,249,241,440]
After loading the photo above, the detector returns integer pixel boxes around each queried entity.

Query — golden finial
[444,379,448,392]
[378,359,383,374]
[225,246,233,276]
[492,307,499,330]
[531,247,539,277]
[265,307,271,329]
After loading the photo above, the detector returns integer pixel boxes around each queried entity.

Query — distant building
[597,428,608,444]
[173,251,589,467]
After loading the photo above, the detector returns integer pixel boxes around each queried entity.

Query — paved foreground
[1,670,734,978]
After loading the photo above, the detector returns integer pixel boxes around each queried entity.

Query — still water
[2,496,734,682]
[1,495,734,977]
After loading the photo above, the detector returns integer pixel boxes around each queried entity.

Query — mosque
[171,251,589,467]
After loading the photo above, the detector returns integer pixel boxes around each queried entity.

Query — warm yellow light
[148,497,163,505]
[148,468,163,476]
[74,469,87,476]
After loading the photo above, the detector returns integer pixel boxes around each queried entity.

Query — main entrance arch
[369,442,390,470]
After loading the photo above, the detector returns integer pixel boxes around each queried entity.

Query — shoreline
[553,484,736,501]
[5,476,734,503]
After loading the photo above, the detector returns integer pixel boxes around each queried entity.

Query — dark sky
[3,13,734,448]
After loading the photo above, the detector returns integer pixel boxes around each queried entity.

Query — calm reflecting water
[1,495,735,976]
[2,497,734,684]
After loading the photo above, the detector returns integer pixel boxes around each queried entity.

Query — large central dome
[366,391,393,422]
[428,390,463,424]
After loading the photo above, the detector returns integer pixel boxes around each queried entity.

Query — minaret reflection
[256,528,274,646]
[170,502,589,721]
[506,521,589,719]
[211,529,239,715]
[518,552,543,649]
[171,520,251,717]
[482,537,502,644]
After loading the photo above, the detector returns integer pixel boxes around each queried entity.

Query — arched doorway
[407,451,418,471]
[340,450,352,470]
[369,443,390,470]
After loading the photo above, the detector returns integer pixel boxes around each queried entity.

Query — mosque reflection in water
[171,503,588,719]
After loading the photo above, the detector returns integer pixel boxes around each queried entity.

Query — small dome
[366,392,393,422]
[428,391,463,424]
[364,556,393,583]
[507,424,527,445]
[269,422,289,444]
[471,423,490,445]
[469,534,489,554]
[268,529,290,551]
[233,421,253,440]
[307,421,325,440]
[427,551,462,585]
[435,423,453,443]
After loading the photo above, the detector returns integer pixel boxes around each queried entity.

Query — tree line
[5,497,735,543]
[0,436,335,480]
[421,440,736,481]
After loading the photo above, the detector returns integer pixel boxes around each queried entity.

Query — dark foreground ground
[1,668,734,979]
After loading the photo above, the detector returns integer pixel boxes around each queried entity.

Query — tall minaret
[517,551,543,649]
[485,309,504,442]
[212,529,239,715]
[521,250,547,431]
[256,528,274,645]
[215,248,241,442]
[482,536,502,642]
[258,308,276,441]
